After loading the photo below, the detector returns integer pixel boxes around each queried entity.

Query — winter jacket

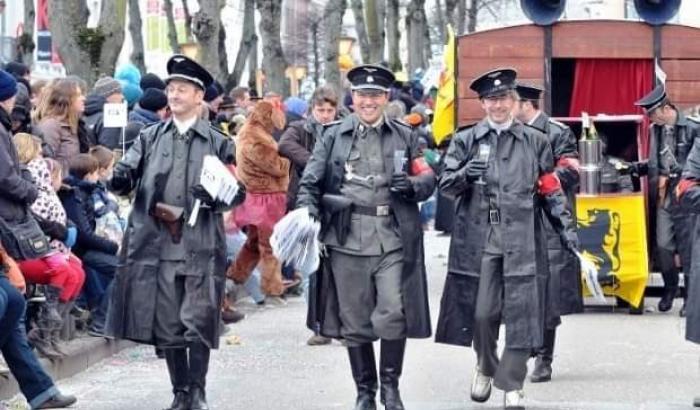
[128,106,161,126]
[0,107,37,222]
[27,158,71,253]
[59,174,119,256]
[83,93,123,150]
[35,117,80,172]
[278,119,324,210]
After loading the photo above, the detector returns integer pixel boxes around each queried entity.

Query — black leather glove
[390,172,414,196]
[464,159,488,182]
[562,232,580,254]
[232,183,246,207]
[191,184,215,204]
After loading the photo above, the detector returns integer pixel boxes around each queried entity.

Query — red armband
[411,157,433,176]
[537,172,562,195]
[557,157,580,171]
[676,179,699,199]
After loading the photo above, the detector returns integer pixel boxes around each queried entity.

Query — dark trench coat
[530,114,583,326]
[105,119,235,349]
[297,115,435,340]
[434,119,576,350]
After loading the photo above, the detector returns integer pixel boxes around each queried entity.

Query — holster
[321,194,353,246]
[152,202,184,244]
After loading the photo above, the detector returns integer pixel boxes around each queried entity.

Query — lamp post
[179,42,200,61]
[286,65,307,96]
[338,35,356,82]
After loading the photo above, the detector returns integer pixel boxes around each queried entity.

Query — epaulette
[688,116,700,124]
[524,122,546,134]
[323,120,342,128]
[456,123,476,132]
[548,118,568,130]
[390,119,412,129]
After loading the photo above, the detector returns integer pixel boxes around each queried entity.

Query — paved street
[6,231,700,410]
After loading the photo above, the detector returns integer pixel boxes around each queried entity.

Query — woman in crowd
[33,78,86,170]
[13,132,86,358]
[228,100,291,304]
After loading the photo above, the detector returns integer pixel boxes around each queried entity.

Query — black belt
[353,204,392,217]
[488,208,500,225]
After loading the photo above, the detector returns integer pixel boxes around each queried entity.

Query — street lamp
[179,42,199,61]
[286,65,308,96]
[338,36,356,57]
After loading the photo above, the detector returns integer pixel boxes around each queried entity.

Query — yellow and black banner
[576,194,649,307]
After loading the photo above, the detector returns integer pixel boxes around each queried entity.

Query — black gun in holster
[321,194,353,246]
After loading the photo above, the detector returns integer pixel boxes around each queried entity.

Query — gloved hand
[463,159,488,182]
[562,232,579,254]
[191,184,215,204]
[232,183,247,207]
[64,226,78,248]
[616,160,642,176]
[390,172,414,196]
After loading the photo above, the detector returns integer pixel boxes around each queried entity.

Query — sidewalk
[0,335,132,402]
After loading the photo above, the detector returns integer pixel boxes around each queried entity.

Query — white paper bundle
[188,155,240,226]
[574,250,606,303]
[271,207,321,273]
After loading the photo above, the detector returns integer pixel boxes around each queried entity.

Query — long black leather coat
[434,119,576,350]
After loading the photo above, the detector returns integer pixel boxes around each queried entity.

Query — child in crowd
[12,133,86,358]
[89,146,125,246]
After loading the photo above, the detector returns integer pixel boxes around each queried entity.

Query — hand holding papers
[573,250,606,303]
[188,156,240,227]
[271,207,321,274]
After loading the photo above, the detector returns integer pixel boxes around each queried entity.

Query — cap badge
[494,79,501,86]
[367,76,374,83]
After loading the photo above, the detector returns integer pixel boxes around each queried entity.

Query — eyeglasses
[353,90,386,99]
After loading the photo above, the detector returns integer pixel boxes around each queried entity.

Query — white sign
[103,102,128,128]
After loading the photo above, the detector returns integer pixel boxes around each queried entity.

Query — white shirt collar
[487,118,513,135]
[172,115,198,136]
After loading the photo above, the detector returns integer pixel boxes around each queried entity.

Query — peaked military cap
[470,68,517,98]
[348,64,395,92]
[634,84,668,113]
[165,54,213,91]
[516,83,543,101]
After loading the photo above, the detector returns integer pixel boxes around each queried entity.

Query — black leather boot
[658,250,679,312]
[380,339,406,410]
[348,344,378,410]
[681,274,690,317]
[189,342,211,410]
[531,328,555,383]
[164,348,190,410]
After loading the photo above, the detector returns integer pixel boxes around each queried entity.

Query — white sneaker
[504,390,525,409]
[470,367,492,402]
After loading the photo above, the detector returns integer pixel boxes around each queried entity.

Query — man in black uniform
[515,83,581,383]
[106,55,244,410]
[435,69,578,409]
[297,64,435,410]
[631,85,700,315]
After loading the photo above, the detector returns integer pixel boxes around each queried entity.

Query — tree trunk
[311,22,320,87]
[386,0,401,72]
[19,0,36,66]
[248,36,259,94]
[193,0,222,81]
[467,0,478,33]
[365,0,383,63]
[444,0,458,32]
[48,0,102,85]
[422,8,432,68]
[182,0,194,42]
[434,0,446,45]
[128,0,146,73]
[376,0,386,61]
[218,20,228,85]
[323,0,347,98]
[256,0,288,95]
[227,0,257,91]
[406,0,427,75]
[457,0,467,35]
[350,0,370,64]
[163,0,180,53]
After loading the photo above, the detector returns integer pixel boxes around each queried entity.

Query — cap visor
[351,84,390,92]
[166,74,205,90]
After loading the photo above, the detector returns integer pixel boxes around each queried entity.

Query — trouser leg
[379,338,406,410]
[493,348,530,392]
[257,226,284,296]
[228,226,261,285]
[472,251,503,378]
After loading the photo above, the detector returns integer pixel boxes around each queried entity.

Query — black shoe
[530,360,552,383]
[163,390,190,410]
[379,339,406,410]
[348,344,378,410]
[658,287,677,312]
[221,307,246,324]
[190,385,209,410]
[694,396,700,407]
[36,393,77,408]
[28,328,63,360]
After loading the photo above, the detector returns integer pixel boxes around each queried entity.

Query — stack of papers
[188,155,240,226]
[574,250,606,303]
[271,207,321,274]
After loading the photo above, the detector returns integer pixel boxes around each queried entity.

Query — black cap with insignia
[348,64,395,92]
[634,84,668,113]
[470,68,517,98]
[516,83,543,101]
[165,54,214,91]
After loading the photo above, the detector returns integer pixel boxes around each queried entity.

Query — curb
[0,336,134,401]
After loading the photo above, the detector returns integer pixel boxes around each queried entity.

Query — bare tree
[48,0,126,85]
[182,0,194,42]
[444,0,459,31]
[365,0,384,63]
[323,0,348,98]
[193,0,223,82]
[163,0,180,53]
[257,0,288,95]
[18,0,36,66]
[406,0,427,74]
[457,0,467,34]
[433,0,446,44]
[376,0,387,61]
[386,0,401,71]
[218,20,228,86]
[227,0,257,91]
[350,0,370,63]
[128,0,146,73]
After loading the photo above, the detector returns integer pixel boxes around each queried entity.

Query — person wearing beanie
[204,81,225,120]
[0,69,78,409]
[140,72,166,91]
[83,76,125,150]
[129,88,168,126]
[120,80,143,110]
[114,63,142,87]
